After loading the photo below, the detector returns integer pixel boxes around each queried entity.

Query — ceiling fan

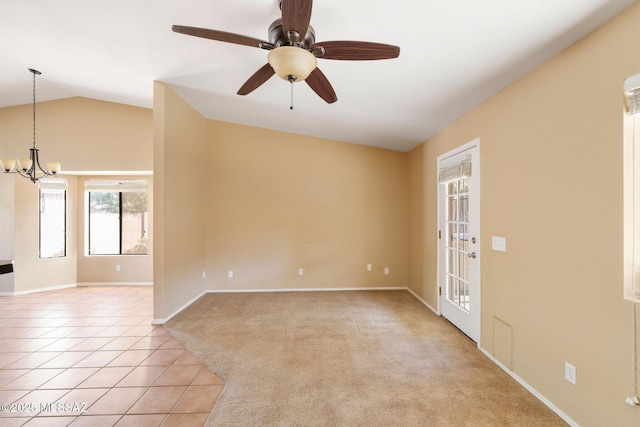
[172,0,400,105]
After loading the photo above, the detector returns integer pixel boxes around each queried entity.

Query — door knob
[468,252,477,259]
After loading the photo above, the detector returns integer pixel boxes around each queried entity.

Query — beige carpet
[165,290,565,426]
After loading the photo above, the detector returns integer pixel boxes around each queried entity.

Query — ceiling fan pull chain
[289,76,294,110]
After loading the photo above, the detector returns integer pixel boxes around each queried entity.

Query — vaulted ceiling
[0,0,635,151]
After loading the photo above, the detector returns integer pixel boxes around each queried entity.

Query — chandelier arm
[15,167,34,183]
[15,148,52,183]
[32,148,52,175]
[16,168,52,184]
[3,68,58,183]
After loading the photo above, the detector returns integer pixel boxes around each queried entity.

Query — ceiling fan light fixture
[267,46,317,82]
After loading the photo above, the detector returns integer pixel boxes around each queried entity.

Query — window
[39,179,67,259]
[86,179,148,255]
[624,73,640,302]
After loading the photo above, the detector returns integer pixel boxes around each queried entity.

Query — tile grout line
[0,287,220,426]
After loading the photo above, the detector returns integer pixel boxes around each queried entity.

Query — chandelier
[1,68,61,183]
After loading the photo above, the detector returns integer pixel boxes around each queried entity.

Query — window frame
[624,73,640,303]
[85,179,148,257]
[38,179,67,260]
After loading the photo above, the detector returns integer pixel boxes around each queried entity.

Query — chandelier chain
[1,68,59,183]
[32,70,37,149]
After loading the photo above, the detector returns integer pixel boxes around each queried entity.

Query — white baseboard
[406,287,439,314]
[77,282,153,287]
[479,347,579,427]
[0,281,153,296]
[152,286,407,324]
[152,290,207,325]
[0,282,77,297]
[206,286,407,294]
[406,288,575,425]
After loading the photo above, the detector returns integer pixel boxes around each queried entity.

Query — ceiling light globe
[47,162,61,174]
[17,158,32,171]
[0,159,15,172]
[267,46,318,82]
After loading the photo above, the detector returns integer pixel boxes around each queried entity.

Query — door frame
[436,138,481,343]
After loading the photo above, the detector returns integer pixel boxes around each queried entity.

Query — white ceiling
[0,0,636,152]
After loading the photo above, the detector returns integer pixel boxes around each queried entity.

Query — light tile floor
[0,286,223,427]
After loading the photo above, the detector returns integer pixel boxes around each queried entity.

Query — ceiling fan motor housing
[268,18,315,48]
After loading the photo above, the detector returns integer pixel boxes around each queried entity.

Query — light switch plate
[492,236,506,252]
[565,362,577,385]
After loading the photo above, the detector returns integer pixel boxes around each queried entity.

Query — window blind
[624,72,640,115]
[438,156,472,183]
[85,179,147,193]
[39,179,67,191]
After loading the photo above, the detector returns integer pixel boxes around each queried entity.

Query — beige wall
[0,97,153,293]
[76,176,153,284]
[0,97,152,171]
[407,143,429,305]
[153,82,207,321]
[206,120,408,291]
[13,176,78,292]
[408,4,640,426]
[152,86,408,316]
[0,174,15,260]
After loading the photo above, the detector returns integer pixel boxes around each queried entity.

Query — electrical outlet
[228,271,233,279]
[202,271,206,279]
[384,267,389,275]
[565,362,577,385]
[298,268,304,276]
[367,264,372,271]
[115,265,121,272]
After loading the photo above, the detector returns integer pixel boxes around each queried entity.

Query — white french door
[438,140,480,342]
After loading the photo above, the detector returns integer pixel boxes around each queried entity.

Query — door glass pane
[459,195,468,223]
[448,250,456,277]
[461,177,469,193]
[448,276,458,304]
[445,176,471,312]
[462,280,469,311]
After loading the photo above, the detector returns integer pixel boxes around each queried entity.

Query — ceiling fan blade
[305,68,337,104]
[281,0,313,43]
[172,25,269,49]
[237,64,276,95]
[311,41,400,60]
